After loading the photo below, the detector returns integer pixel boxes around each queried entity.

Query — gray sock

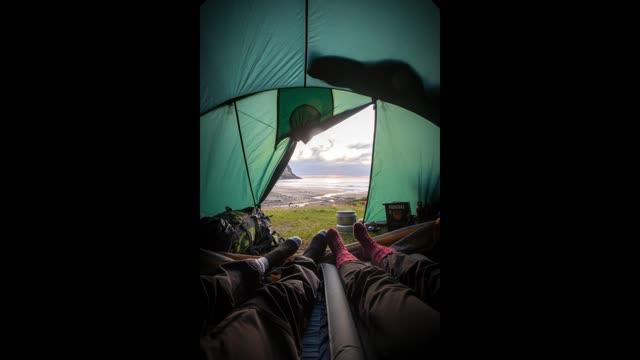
[250,257,270,273]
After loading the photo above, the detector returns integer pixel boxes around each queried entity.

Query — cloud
[289,159,371,176]
[332,151,372,163]
[288,106,375,172]
[295,140,372,163]
[299,140,337,160]
[356,153,372,165]
[310,144,329,159]
[346,142,371,150]
[310,146,322,159]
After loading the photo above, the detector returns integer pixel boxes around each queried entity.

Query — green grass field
[263,198,387,254]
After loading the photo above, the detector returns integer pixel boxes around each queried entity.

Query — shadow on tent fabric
[307,56,440,126]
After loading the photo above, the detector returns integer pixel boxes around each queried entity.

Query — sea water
[273,175,369,193]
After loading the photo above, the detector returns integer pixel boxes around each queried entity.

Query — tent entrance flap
[200,104,255,218]
[200,88,373,217]
[364,100,440,223]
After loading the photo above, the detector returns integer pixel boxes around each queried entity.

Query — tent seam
[235,102,258,208]
[304,0,308,87]
[363,99,378,222]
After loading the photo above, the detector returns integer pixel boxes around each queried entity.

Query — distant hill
[280,165,301,179]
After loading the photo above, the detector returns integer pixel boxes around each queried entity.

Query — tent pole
[234,102,258,208]
[363,100,378,223]
[304,0,308,87]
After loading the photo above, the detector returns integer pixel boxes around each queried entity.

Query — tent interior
[200,0,440,223]
[201,0,440,358]
[200,88,440,223]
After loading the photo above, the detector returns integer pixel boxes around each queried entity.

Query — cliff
[280,165,301,179]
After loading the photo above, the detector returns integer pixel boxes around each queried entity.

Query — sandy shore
[262,185,368,209]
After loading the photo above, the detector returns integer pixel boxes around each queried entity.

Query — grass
[263,197,387,254]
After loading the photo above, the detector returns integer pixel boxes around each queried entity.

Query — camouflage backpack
[200,207,283,255]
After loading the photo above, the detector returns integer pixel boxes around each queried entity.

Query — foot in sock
[353,222,395,266]
[258,237,301,272]
[326,229,359,268]
[302,230,328,263]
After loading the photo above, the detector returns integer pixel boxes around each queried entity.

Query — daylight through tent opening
[200,0,440,224]
[201,1,440,357]
[200,88,439,224]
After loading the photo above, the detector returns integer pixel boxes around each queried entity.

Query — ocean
[273,175,370,193]
[262,175,370,208]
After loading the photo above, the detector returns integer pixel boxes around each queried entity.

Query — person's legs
[202,256,321,360]
[201,234,327,360]
[302,230,329,263]
[199,260,262,332]
[379,252,440,311]
[199,237,303,329]
[354,222,440,310]
[326,228,440,359]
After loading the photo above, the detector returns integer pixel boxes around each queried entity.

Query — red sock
[326,229,358,268]
[353,222,396,266]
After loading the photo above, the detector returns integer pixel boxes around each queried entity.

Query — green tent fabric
[200,0,305,115]
[200,0,440,221]
[364,101,440,223]
[200,0,440,115]
[305,0,440,90]
[277,88,333,143]
[200,105,255,217]
[201,88,372,217]
[236,90,290,205]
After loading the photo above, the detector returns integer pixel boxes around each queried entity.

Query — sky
[288,105,375,176]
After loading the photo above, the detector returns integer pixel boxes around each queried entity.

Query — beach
[262,176,369,209]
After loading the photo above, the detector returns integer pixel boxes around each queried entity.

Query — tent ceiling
[200,0,439,119]
[200,0,440,221]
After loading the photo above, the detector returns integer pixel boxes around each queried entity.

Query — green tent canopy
[201,0,440,223]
